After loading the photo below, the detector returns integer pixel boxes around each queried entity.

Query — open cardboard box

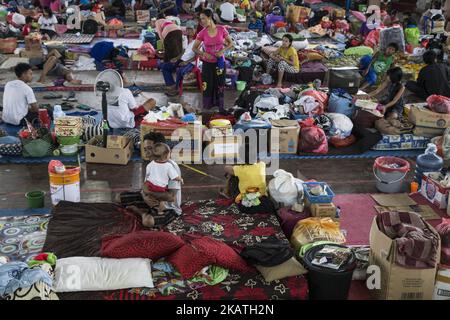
[408,104,450,129]
[85,135,133,165]
[369,217,440,300]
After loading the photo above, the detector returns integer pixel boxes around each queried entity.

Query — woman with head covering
[192,8,234,113]
[155,18,184,65]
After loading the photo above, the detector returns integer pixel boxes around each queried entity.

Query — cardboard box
[270,120,300,154]
[311,203,336,218]
[420,173,450,209]
[85,136,133,165]
[413,126,445,139]
[140,120,203,162]
[369,217,440,300]
[136,10,150,24]
[409,105,450,129]
[205,135,239,159]
[107,135,128,149]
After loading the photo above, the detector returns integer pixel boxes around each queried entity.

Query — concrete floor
[0,158,418,209]
[0,67,418,209]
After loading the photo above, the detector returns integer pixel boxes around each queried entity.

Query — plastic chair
[178,58,202,96]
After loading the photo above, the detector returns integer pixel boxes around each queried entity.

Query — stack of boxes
[303,182,338,221]
[54,116,83,156]
[140,118,203,163]
[204,119,239,160]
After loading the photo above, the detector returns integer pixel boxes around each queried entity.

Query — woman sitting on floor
[265,33,299,88]
[37,7,58,40]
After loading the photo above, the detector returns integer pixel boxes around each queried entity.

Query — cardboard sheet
[371,194,417,207]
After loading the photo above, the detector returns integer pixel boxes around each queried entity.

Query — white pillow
[54,257,154,292]
[274,39,309,50]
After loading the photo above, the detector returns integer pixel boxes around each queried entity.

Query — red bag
[299,119,328,154]
[301,90,328,115]
[330,135,356,148]
[427,95,450,114]
[364,29,380,48]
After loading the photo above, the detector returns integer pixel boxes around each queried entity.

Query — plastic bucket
[25,191,46,209]
[373,157,410,193]
[236,81,246,91]
[49,166,81,205]
[302,244,356,300]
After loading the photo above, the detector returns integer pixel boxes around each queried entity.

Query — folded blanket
[377,211,439,269]
[436,219,450,265]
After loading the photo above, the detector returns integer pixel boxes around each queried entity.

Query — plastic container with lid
[53,105,65,120]
[415,143,443,186]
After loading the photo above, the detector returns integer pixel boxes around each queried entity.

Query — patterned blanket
[42,201,307,300]
[376,211,440,268]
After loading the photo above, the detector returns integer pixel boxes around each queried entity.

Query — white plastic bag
[326,113,353,138]
[268,169,304,207]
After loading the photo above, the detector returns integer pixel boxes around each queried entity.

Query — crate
[303,182,335,204]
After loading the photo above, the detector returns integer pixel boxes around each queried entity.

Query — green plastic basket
[57,136,81,146]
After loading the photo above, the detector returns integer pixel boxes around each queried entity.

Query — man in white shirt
[2,63,39,126]
[219,0,236,23]
[107,88,156,129]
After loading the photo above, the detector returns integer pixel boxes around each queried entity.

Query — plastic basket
[303,182,335,204]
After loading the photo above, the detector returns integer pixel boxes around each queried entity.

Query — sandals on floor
[43,93,63,100]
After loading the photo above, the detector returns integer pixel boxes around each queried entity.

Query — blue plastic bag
[327,89,355,118]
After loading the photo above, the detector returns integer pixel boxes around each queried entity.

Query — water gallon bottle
[53,105,65,120]
[415,143,443,187]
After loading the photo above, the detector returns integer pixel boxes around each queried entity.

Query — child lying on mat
[143,142,184,215]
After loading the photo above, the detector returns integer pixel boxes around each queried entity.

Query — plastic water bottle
[53,105,65,120]
[415,143,443,186]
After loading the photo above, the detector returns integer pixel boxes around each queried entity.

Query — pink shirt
[196,25,229,63]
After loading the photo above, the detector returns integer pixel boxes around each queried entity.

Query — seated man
[219,0,237,23]
[406,50,450,99]
[2,63,39,126]
[107,86,156,129]
[37,49,82,85]
[118,132,182,226]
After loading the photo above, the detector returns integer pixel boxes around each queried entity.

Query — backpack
[235,89,262,114]
[240,236,293,267]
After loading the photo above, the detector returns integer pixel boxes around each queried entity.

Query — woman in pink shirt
[192,8,234,113]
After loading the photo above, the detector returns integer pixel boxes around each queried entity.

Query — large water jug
[415,143,444,186]
[53,105,65,120]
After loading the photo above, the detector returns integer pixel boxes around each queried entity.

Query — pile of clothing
[376,211,440,268]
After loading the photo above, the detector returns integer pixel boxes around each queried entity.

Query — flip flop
[61,102,74,111]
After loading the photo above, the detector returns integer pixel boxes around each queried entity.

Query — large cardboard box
[205,135,239,160]
[270,120,300,154]
[20,50,43,59]
[413,126,445,139]
[420,172,450,209]
[140,120,203,162]
[369,218,440,300]
[409,105,450,129]
[85,136,133,165]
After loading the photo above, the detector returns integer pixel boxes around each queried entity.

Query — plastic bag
[299,119,328,154]
[300,90,328,115]
[290,217,346,250]
[326,113,353,138]
[268,169,304,207]
[364,29,380,49]
[427,95,450,114]
[327,89,355,117]
[380,27,406,53]
[404,27,420,46]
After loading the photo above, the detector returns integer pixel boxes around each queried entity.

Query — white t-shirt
[145,161,180,188]
[220,2,236,22]
[181,41,196,62]
[38,15,58,31]
[107,89,138,129]
[167,159,181,190]
[194,0,205,9]
[2,80,37,125]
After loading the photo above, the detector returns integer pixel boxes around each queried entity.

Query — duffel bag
[327,89,355,117]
